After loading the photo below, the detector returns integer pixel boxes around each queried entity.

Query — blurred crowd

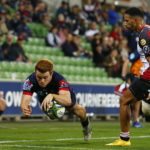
[0,0,150,78]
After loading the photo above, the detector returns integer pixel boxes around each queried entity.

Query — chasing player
[121,51,144,128]
[20,59,92,141]
[106,7,150,146]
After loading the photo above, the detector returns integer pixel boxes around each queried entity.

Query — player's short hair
[35,59,53,73]
[125,7,144,18]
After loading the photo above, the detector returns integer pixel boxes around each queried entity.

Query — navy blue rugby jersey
[22,71,76,104]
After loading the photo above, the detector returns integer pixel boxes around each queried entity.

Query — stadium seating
[24,37,46,46]
[0,25,122,84]
[0,59,122,84]
[27,23,48,38]
[23,45,64,56]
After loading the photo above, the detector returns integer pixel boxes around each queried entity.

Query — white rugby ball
[47,100,65,119]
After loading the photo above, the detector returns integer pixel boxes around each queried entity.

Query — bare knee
[120,96,125,106]
[76,106,86,116]
[68,103,86,120]
[120,95,135,108]
[74,106,86,121]
[72,104,86,115]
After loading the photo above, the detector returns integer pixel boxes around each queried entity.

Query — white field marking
[0,126,17,129]
[0,135,150,144]
[0,144,115,150]
[0,144,93,150]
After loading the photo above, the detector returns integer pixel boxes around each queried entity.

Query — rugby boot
[132,122,144,128]
[106,138,131,146]
[83,123,92,141]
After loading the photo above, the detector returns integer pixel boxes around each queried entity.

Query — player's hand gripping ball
[47,100,65,120]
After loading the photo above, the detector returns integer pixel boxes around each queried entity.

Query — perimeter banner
[0,81,120,116]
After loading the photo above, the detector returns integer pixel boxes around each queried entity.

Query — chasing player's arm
[41,90,71,112]
[20,94,32,117]
[121,59,130,79]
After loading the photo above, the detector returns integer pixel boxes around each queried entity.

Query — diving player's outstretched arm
[20,94,32,117]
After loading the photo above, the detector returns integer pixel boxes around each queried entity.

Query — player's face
[35,70,53,88]
[123,14,136,31]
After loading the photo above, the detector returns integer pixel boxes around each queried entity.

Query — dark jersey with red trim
[23,71,76,104]
[141,67,150,81]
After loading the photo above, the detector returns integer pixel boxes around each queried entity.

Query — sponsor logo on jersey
[59,80,68,91]
[129,53,135,60]
[143,45,150,54]
[140,39,146,46]
[23,79,33,91]
[59,80,67,87]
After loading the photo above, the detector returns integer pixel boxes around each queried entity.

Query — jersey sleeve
[58,80,69,92]
[128,51,140,62]
[22,79,34,96]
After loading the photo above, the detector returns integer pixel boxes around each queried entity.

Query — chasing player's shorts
[129,78,150,101]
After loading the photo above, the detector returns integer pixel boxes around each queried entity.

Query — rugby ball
[47,100,65,119]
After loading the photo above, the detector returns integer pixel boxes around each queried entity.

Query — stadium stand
[1,0,141,84]
[27,23,48,38]
[0,31,122,84]
[0,42,120,83]
[0,21,122,84]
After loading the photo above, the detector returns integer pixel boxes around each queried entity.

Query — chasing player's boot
[106,138,131,146]
[132,122,144,128]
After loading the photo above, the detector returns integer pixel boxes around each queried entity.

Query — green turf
[0,121,150,150]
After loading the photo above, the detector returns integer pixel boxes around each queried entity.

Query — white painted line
[0,135,150,144]
[0,144,115,150]
[0,144,92,150]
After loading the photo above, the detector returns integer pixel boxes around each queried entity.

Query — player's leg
[67,102,92,141]
[106,88,137,146]
[130,75,144,127]
[106,79,149,146]
[133,101,141,122]
[67,102,87,120]
[120,89,137,133]
[132,100,144,127]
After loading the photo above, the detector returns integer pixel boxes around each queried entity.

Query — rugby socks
[0,111,3,115]
[120,132,130,141]
[81,117,89,127]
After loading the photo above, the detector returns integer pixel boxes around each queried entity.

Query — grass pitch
[0,120,150,150]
